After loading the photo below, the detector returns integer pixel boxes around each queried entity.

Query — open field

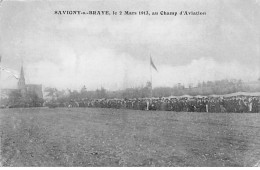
[1,108,260,166]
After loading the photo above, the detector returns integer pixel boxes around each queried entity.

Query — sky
[0,0,259,91]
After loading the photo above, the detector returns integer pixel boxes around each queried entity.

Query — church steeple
[18,65,26,89]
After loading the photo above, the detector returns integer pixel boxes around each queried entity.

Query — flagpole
[0,56,2,107]
[150,55,153,98]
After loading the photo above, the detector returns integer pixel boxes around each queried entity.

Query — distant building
[1,65,43,100]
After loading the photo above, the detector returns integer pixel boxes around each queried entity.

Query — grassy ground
[1,107,260,167]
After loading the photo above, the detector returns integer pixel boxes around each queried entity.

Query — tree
[69,90,80,100]
[96,87,107,99]
[44,87,58,100]
[80,85,88,99]
[8,90,22,105]
[26,90,44,107]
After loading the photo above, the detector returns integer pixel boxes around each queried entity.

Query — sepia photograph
[0,0,260,167]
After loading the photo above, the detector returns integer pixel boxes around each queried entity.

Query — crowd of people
[54,95,260,113]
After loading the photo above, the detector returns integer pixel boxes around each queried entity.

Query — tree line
[44,79,260,102]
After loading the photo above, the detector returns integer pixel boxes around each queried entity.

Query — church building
[17,65,43,99]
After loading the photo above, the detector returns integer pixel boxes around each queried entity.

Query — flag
[150,56,158,72]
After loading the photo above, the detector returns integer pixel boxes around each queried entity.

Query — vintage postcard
[0,0,260,167]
